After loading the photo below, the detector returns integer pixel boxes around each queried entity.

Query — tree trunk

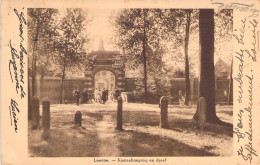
[193,9,221,123]
[184,10,191,105]
[143,9,148,104]
[32,9,40,96]
[60,63,66,104]
[228,57,233,105]
[28,76,32,120]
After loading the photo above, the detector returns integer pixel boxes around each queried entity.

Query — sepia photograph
[27,8,234,157]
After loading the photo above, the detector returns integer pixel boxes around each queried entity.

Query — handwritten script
[8,8,27,133]
[233,17,259,163]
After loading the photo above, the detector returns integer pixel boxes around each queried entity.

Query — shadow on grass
[29,128,100,157]
[117,130,217,156]
[167,119,233,137]
[110,111,233,137]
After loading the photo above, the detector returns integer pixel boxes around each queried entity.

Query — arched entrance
[94,70,116,91]
[84,51,126,99]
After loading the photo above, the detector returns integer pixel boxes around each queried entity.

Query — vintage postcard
[1,0,260,164]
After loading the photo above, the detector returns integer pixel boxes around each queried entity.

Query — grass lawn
[28,102,233,157]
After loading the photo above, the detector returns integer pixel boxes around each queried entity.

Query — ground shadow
[117,130,217,156]
[110,111,233,137]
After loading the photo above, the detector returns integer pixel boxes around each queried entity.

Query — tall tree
[163,9,199,105]
[193,9,221,123]
[53,9,90,104]
[28,8,59,95]
[215,9,233,105]
[28,8,58,120]
[184,9,192,105]
[228,57,233,105]
[112,9,165,103]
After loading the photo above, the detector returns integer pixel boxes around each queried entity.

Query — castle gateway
[84,50,126,94]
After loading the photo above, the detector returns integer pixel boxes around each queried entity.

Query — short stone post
[160,96,168,128]
[42,98,50,140]
[32,96,40,129]
[116,96,123,130]
[75,111,82,127]
[198,97,206,129]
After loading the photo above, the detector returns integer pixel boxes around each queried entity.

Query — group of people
[73,87,121,106]
[94,88,121,104]
[74,87,185,106]
[74,88,89,106]
[94,88,109,104]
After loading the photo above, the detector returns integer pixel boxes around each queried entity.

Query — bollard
[42,98,50,140]
[32,96,40,129]
[160,96,168,129]
[116,96,123,130]
[75,111,82,127]
[198,97,206,129]
[42,98,50,130]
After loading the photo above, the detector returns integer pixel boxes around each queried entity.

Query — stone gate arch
[83,51,126,98]
[93,67,117,91]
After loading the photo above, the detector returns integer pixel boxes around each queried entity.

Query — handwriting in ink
[9,99,20,133]
[245,19,258,62]
[233,108,245,142]
[238,143,258,163]
[9,8,27,99]
[233,127,245,142]
[212,2,259,18]
[244,74,253,142]
[237,73,258,163]
[9,41,20,94]
[233,109,245,142]
[233,19,246,45]
[234,49,244,103]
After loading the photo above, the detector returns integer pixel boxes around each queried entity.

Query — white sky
[87,8,118,51]
[58,8,232,77]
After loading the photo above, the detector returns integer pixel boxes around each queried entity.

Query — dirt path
[29,104,232,157]
[96,114,121,157]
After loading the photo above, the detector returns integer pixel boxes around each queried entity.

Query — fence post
[42,98,50,140]
[116,96,123,130]
[75,111,82,127]
[198,97,206,129]
[32,96,40,129]
[160,96,168,128]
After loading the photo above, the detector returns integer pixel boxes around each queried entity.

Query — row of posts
[31,95,206,134]
[115,96,207,130]
[31,96,50,140]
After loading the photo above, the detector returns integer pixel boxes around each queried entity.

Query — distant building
[214,58,231,78]
[33,42,232,104]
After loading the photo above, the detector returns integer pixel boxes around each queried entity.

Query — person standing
[105,89,109,102]
[101,88,106,104]
[178,90,185,106]
[97,88,101,103]
[115,88,120,100]
[94,88,98,102]
[74,88,81,106]
[82,89,88,103]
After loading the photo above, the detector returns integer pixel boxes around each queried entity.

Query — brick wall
[30,77,232,104]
